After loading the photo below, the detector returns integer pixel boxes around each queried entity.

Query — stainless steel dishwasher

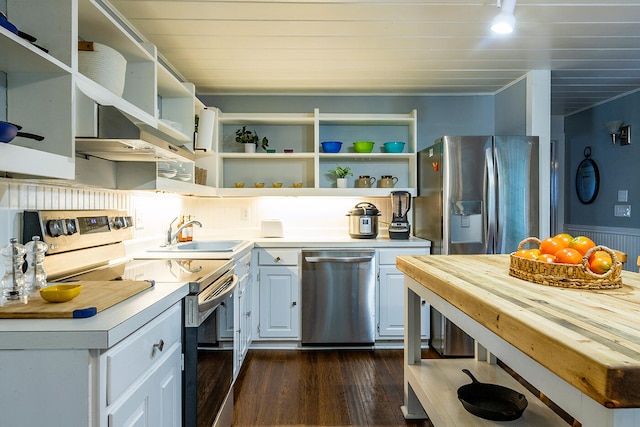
[301,249,376,345]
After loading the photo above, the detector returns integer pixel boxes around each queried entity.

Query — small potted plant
[235,126,269,153]
[328,165,353,188]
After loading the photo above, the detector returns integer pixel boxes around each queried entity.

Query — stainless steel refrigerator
[414,135,539,356]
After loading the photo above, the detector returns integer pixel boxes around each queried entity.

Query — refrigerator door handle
[485,145,496,254]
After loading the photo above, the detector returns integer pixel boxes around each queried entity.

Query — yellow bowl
[234,182,245,188]
[293,182,303,188]
[254,183,265,188]
[40,284,82,303]
[272,182,283,188]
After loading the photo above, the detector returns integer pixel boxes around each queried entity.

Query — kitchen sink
[148,240,245,252]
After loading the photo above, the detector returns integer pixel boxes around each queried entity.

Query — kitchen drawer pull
[152,339,165,356]
[292,301,297,307]
[275,256,281,262]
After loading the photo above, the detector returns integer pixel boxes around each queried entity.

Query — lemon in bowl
[40,284,82,303]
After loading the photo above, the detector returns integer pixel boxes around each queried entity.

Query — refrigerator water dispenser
[450,201,482,244]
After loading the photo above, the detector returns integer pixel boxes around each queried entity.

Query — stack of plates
[175,173,192,182]
[158,163,177,178]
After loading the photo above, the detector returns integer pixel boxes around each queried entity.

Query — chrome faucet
[166,217,203,245]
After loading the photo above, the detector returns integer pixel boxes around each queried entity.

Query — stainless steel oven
[22,210,238,427]
[182,262,237,427]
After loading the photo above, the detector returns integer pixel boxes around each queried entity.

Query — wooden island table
[397,254,640,427]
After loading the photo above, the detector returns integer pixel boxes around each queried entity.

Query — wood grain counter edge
[397,254,640,409]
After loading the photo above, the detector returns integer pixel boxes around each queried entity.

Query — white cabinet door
[258,265,299,338]
[238,271,252,365]
[108,342,182,427]
[218,292,235,339]
[378,264,430,338]
[233,271,252,379]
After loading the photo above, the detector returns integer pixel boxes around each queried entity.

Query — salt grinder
[24,236,48,293]
[1,238,26,300]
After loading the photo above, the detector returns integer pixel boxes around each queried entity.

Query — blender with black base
[389,191,411,239]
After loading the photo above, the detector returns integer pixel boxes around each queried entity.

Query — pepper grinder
[1,238,26,300]
[24,236,48,293]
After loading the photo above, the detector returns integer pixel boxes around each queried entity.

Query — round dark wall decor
[576,146,599,204]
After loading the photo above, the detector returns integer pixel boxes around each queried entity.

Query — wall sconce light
[605,120,631,146]
[491,0,517,34]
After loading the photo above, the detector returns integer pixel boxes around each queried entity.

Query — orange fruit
[539,237,562,255]
[515,249,538,260]
[538,253,557,263]
[553,233,573,249]
[569,236,596,256]
[554,248,583,264]
[589,251,613,274]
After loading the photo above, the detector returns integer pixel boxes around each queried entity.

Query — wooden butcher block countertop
[0,280,154,318]
[396,254,640,409]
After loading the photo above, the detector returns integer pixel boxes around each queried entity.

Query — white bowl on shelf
[158,168,177,178]
[175,173,192,181]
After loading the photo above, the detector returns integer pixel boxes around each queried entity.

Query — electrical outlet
[614,204,631,218]
[134,209,144,229]
[618,190,628,202]
[240,208,249,221]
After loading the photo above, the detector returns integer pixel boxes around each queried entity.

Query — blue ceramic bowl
[321,141,342,153]
[384,141,405,153]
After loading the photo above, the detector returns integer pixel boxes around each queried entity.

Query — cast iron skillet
[457,369,528,421]
[0,121,44,143]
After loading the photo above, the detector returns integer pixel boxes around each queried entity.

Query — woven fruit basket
[509,237,623,290]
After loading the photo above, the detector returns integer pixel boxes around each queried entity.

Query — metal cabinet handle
[305,256,373,263]
[152,339,165,356]
[275,256,281,262]
[292,301,297,307]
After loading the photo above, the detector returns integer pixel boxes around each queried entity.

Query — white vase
[336,178,347,188]
[244,144,256,153]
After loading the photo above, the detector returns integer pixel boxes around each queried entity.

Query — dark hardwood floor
[232,349,438,426]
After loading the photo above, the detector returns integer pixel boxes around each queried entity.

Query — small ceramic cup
[234,182,245,188]
[378,175,398,188]
[254,182,265,188]
[272,182,283,188]
[355,176,376,188]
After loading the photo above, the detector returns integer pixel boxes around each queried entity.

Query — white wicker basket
[78,43,127,96]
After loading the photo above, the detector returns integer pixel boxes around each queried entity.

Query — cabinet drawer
[235,252,252,278]
[377,247,429,265]
[104,303,182,404]
[258,249,299,266]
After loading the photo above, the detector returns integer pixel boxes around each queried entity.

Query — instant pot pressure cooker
[347,202,380,239]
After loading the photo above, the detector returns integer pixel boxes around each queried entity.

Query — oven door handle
[198,274,238,313]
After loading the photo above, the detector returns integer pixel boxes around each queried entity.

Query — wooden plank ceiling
[108,0,640,116]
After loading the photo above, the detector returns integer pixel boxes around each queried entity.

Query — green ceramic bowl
[353,141,375,153]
